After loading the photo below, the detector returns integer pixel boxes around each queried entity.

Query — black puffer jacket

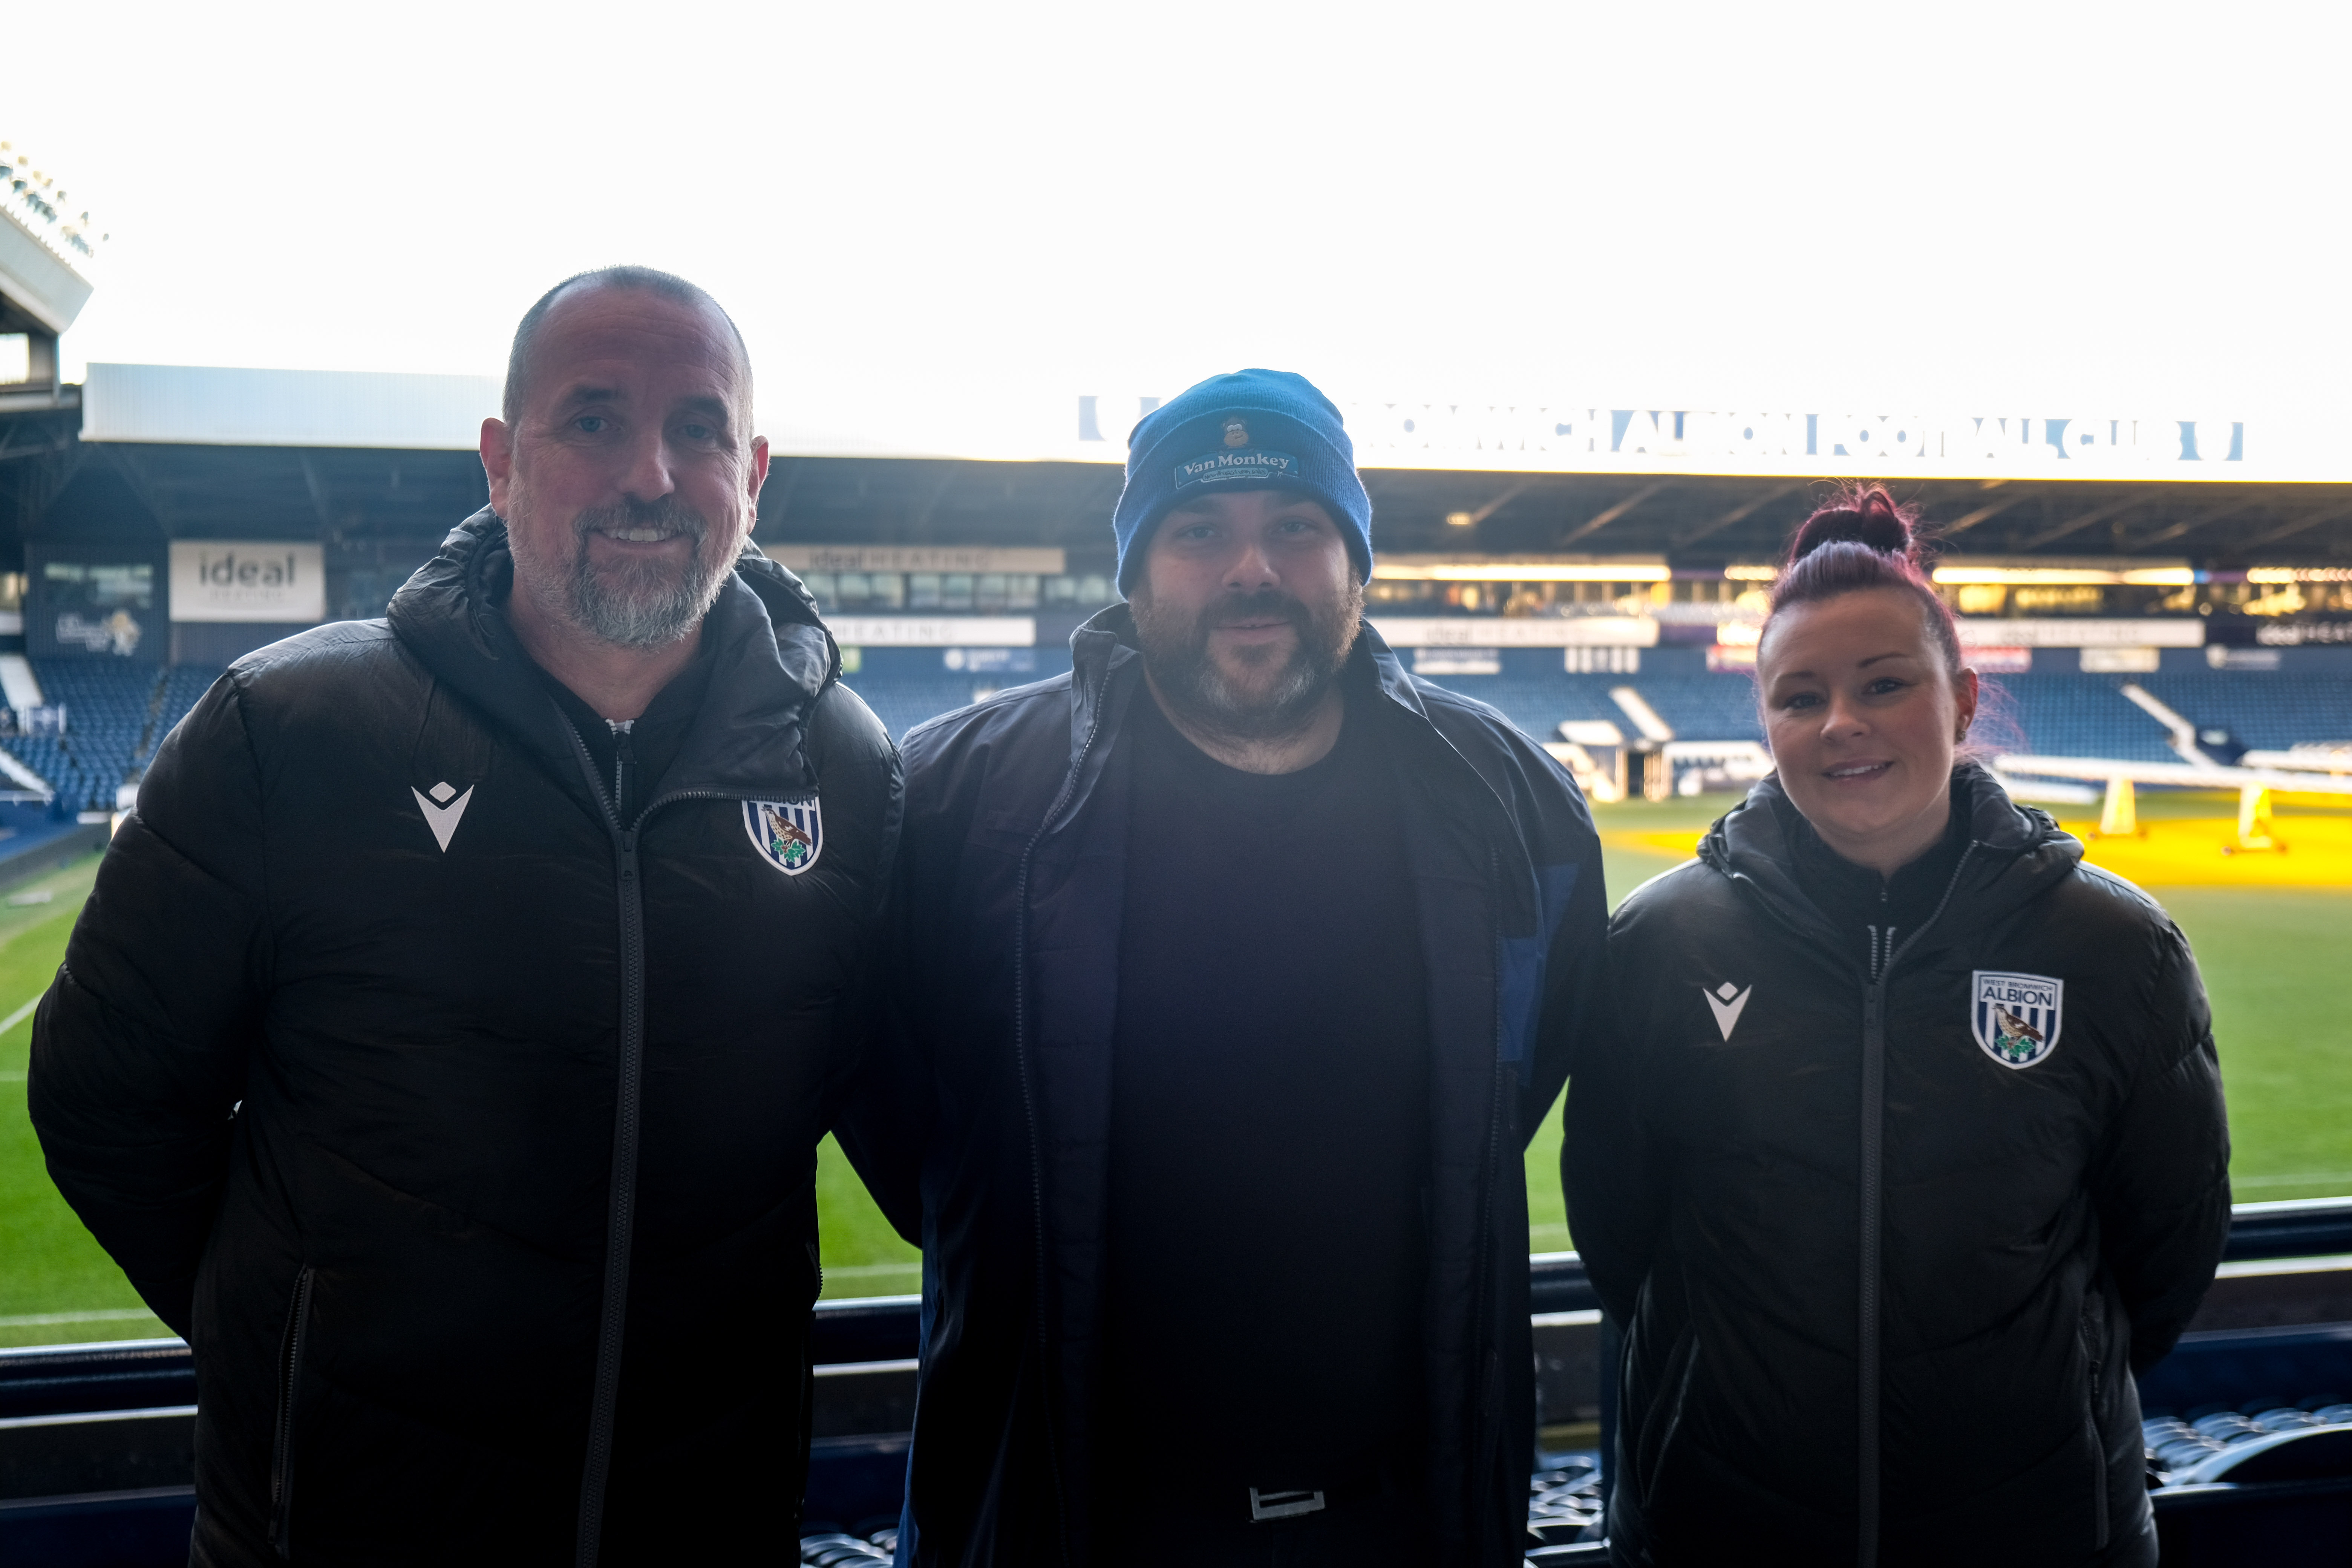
[30,511,900,1566]
[1565,765,2229,1568]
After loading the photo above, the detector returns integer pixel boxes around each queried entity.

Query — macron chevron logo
[1703,982,1753,1041]
[411,781,474,853]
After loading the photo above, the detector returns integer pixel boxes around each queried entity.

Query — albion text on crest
[1971,971,2063,1069]
[744,797,823,876]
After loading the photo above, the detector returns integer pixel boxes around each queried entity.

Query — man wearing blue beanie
[839,369,1609,1567]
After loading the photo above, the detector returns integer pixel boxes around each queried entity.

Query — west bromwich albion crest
[744,798,823,876]
[1971,971,2062,1068]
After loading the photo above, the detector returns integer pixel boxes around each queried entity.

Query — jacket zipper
[1853,843,1978,1568]
[1466,844,1509,1551]
[559,698,784,1568]
[611,720,635,819]
[2080,1302,2110,1549]
[1009,664,1109,1567]
[268,1264,317,1559]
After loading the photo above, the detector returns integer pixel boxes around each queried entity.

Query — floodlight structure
[0,139,103,410]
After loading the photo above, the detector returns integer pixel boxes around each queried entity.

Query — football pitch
[5,793,2350,1344]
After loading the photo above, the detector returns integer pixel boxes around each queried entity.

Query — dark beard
[1129,580,1364,742]
[523,496,729,649]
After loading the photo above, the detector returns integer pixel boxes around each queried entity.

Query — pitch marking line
[0,993,41,1036]
[0,1308,161,1329]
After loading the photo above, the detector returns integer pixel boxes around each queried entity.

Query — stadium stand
[1,638,2340,815]
[840,648,1076,740]
[1603,675,1763,743]
[834,646,2352,788]
[0,662,222,815]
[1402,655,1625,736]
[2140,672,2352,753]
[1989,675,2180,764]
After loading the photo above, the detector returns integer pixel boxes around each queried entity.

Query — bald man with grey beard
[32,267,902,1567]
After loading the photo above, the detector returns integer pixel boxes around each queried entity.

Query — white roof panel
[80,363,498,449]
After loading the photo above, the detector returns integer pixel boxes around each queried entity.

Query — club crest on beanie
[1110,369,1374,594]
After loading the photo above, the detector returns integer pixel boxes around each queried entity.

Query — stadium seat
[0,663,227,814]
[2,656,2339,809]
[839,649,1077,740]
[2139,672,2352,753]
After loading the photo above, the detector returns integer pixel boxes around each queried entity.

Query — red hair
[1765,483,1962,679]
[1759,484,2018,758]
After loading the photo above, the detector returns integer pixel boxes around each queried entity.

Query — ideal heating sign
[168,542,326,624]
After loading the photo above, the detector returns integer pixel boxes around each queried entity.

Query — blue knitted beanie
[1110,368,1373,594]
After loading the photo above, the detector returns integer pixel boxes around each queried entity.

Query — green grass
[1525,795,1713,1253]
[7,799,2350,1341]
[0,853,168,1348]
[2156,887,2352,1202]
[816,1134,920,1299]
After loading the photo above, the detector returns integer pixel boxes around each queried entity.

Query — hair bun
[1784,483,1919,568]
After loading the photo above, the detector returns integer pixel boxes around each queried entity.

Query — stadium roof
[73,364,2312,488]
[82,364,496,451]
[5,366,2344,573]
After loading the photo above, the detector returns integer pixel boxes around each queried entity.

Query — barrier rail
[5,1198,2350,1565]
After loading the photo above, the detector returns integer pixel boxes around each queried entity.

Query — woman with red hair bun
[1565,484,2231,1567]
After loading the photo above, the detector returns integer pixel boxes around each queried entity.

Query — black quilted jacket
[31,510,900,1566]
[1566,766,2230,1568]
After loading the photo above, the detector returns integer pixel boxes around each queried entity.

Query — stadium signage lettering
[823,615,1036,648]
[767,545,1067,575]
[1371,616,1658,649]
[1338,409,2243,469]
[198,551,299,587]
[168,540,326,624]
[1082,396,2249,479]
[1954,617,2204,649]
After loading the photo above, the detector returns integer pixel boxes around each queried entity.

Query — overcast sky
[14,2,2346,447]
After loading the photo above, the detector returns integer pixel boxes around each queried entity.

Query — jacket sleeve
[1517,790,1612,1149]
[830,843,930,1248]
[1563,906,1672,1327]
[830,714,958,1250]
[806,682,908,1155]
[2090,916,2232,1373]
[27,675,271,1338]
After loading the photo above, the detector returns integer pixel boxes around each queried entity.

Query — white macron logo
[411,781,474,853]
[1703,982,1753,1041]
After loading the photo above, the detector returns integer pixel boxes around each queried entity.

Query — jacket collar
[1699,761,2084,952]
[386,508,839,804]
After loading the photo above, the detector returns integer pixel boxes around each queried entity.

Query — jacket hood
[1697,761,2084,955]
[386,508,839,803]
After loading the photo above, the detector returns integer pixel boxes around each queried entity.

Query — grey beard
[522,499,731,649]
[1130,580,1363,742]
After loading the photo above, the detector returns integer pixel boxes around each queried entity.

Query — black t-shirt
[1095,674,1433,1545]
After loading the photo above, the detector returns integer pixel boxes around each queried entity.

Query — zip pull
[608,719,635,818]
